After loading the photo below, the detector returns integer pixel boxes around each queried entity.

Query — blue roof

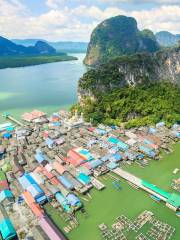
[113,153,122,161]
[0,219,16,240]
[111,125,117,129]
[55,192,71,212]
[27,184,43,196]
[78,148,94,161]
[52,122,61,126]
[108,137,119,144]
[124,151,137,160]
[3,133,11,139]
[149,127,156,134]
[156,122,165,127]
[77,173,91,185]
[18,174,38,189]
[139,145,156,157]
[144,139,154,145]
[26,184,46,203]
[55,192,67,205]
[108,137,128,151]
[45,138,54,146]
[89,159,103,169]
[0,190,13,203]
[101,155,110,162]
[96,128,106,135]
[137,153,144,159]
[6,127,14,132]
[35,153,45,163]
[36,195,47,204]
[66,193,81,207]
[79,149,89,155]
[107,162,118,170]
[176,133,180,138]
[52,113,60,117]
[58,176,74,190]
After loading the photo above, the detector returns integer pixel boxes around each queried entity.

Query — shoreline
[0,54,78,70]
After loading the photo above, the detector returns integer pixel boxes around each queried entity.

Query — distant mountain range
[0,36,57,56]
[12,39,88,53]
[155,31,180,47]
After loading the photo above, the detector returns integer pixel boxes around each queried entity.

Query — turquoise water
[0,53,86,120]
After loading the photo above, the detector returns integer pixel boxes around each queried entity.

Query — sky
[0,0,179,41]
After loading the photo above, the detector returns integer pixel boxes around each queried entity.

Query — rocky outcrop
[79,46,180,99]
[84,15,160,66]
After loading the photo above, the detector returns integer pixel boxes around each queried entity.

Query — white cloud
[46,0,180,8]
[100,0,180,3]
[46,0,65,8]
[0,0,179,41]
[131,5,180,33]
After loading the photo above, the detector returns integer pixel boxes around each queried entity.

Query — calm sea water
[0,53,86,120]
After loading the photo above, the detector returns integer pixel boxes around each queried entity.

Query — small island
[0,36,77,69]
[0,54,77,69]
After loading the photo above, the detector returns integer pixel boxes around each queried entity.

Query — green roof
[1,163,12,173]
[167,193,180,208]
[0,171,7,181]
[141,180,171,199]
[0,219,16,240]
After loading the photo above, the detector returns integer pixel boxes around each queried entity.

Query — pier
[112,167,180,210]
[91,177,105,190]
[2,113,24,126]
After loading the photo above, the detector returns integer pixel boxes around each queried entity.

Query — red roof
[34,166,43,173]
[55,156,64,162]
[88,127,95,132]
[0,180,9,190]
[42,168,54,179]
[53,162,65,175]
[64,157,82,167]
[30,202,44,218]
[50,177,60,185]
[68,150,82,160]
[22,191,35,205]
[81,162,92,170]
[67,149,86,166]
[23,191,44,218]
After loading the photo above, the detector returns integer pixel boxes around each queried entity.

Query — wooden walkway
[91,177,105,190]
[112,168,167,202]
[3,114,24,126]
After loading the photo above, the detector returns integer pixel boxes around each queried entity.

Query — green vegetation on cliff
[72,83,180,128]
[77,42,179,128]
[80,45,180,93]
[76,46,179,127]
[84,15,160,66]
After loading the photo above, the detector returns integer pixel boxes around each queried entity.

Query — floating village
[0,110,179,240]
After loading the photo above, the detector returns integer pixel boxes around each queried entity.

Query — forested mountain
[84,15,160,66]
[73,46,180,128]
[0,36,57,56]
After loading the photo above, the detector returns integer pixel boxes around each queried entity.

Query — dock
[91,177,105,190]
[112,168,168,202]
[2,113,24,126]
